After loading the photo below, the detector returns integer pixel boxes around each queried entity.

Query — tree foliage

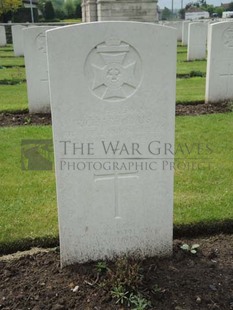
[179,8,185,19]
[0,0,22,15]
[161,7,173,20]
[64,0,75,18]
[44,0,55,20]
[75,0,81,18]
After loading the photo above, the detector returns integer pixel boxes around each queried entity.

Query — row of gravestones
[2,22,233,114]
[162,20,208,60]
[162,19,233,61]
[0,21,230,61]
[164,20,233,102]
[0,22,233,266]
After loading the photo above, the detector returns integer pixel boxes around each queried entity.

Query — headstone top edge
[45,21,177,36]
[23,26,56,33]
[210,21,233,28]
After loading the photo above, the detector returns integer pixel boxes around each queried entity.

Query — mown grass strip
[0,57,25,67]
[174,113,233,225]
[177,60,207,75]
[0,66,26,80]
[176,77,205,103]
[0,83,28,111]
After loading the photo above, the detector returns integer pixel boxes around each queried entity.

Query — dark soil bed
[0,234,232,310]
[0,102,232,127]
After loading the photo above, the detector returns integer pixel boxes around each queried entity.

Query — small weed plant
[100,257,151,308]
[111,285,129,305]
[129,293,151,310]
[180,243,200,254]
[96,261,108,273]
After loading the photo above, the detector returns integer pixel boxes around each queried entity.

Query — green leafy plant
[129,293,151,310]
[180,243,200,254]
[111,285,129,305]
[96,261,108,273]
[23,117,31,124]
[152,284,162,293]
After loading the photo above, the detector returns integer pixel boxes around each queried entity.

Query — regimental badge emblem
[84,38,142,101]
[223,27,233,48]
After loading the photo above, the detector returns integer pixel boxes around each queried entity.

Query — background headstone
[164,21,182,41]
[12,25,27,56]
[206,21,233,102]
[0,26,7,47]
[47,22,176,266]
[187,22,207,61]
[24,26,56,113]
[182,21,190,45]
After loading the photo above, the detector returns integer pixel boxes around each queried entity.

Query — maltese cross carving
[85,38,142,101]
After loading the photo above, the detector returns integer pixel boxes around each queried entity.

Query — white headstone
[24,26,55,113]
[182,21,190,45]
[46,22,176,266]
[165,21,182,41]
[0,26,7,46]
[12,25,26,56]
[206,21,233,103]
[187,22,207,61]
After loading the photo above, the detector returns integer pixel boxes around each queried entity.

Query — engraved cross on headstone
[94,171,139,219]
[220,63,233,96]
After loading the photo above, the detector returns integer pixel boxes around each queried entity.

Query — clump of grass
[104,257,142,290]
[97,257,150,308]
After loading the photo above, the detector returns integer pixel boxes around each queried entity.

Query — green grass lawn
[0,66,26,80]
[62,18,82,23]
[0,51,15,57]
[0,83,28,111]
[176,45,206,75]
[176,77,205,103]
[177,48,186,54]
[0,57,25,67]
[0,126,57,245]
[0,113,232,246]
[177,60,206,75]
[0,45,14,54]
[175,113,233,224]
[177,51,187,62]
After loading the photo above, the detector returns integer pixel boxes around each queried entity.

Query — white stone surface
[46,22,176,266]
[164,21,182,41]
[12,25,26,56]
[206,21,233,103]
[0,26,7,46]
[187,22,207,60]
[24,26,55,113]
[182,21,190,45]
